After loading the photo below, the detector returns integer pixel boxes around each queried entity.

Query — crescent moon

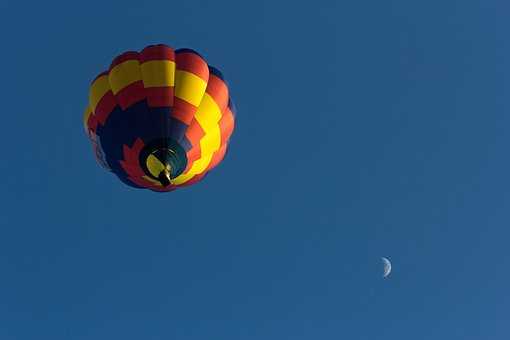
[382,257,391,278]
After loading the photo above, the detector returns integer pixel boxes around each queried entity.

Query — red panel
[145,87,174,108]
[218,108,235,143]
[87,114,98,133]
[184,146,201,173]
[172,97,196,124]
[206,75,229,112]
[175,51,209,81]
[115,81,146,109]
[120,161,145,178]
[94,92,116,125]
[140,44,175,62]
[122,138,145,164]
[110,51,139,69]
[185,118,205,147]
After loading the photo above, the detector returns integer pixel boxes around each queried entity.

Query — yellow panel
[199,130,221,154]
[174,70,207,106]
[146,154,165,178]
[171,170,193,185]
[141,60,176,87]
[108,60,141,94]
[83,106,92,132]
[172,93,222,185]
[195,94,222,153]
[190,153,214,173]
[89,75,111,111]
[171,153,214,185]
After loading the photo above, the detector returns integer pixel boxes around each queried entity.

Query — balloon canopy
[83,44,236,192]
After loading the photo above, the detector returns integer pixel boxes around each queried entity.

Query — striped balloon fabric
[83,44,236,192]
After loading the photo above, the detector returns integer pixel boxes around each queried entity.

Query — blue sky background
[0,0,509,339]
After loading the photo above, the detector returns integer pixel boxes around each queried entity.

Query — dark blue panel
[95,100,191,187]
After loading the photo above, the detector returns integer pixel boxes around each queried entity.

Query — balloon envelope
[83,44,236,191]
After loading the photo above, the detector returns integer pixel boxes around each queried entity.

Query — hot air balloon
[83,44,236,192]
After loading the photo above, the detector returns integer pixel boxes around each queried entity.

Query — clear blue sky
[1,0,509,339]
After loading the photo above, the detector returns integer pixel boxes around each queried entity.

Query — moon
[382,257,391,278]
